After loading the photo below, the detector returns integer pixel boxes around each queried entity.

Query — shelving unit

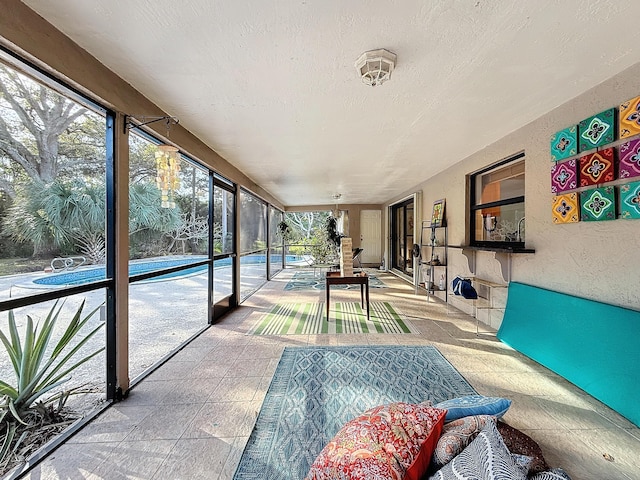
[419,221,448,301]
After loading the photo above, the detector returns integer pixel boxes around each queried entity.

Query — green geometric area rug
[233,345,476,480]
[247,301,419,335]
[284,270,387,290]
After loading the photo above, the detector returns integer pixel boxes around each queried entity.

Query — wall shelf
[460,246,535,283]
[420,221,448,300]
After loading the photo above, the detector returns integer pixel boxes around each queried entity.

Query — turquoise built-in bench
[497,282,640,427]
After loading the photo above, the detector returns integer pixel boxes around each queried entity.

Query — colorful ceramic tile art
[579,148,615,186]
[578,108,615,151]
[550,126,577,161]
[619,95,640,139]
[580,187,616,221]
[619,180,640,219]
[618,138,640,179]
[551,159,578,193]
[552,193,579,224]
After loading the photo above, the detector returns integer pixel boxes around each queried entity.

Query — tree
[285,211,330,243]
[3,179,181,261]
[0,65,98,198]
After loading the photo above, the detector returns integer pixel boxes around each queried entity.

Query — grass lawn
[0,257,49,276]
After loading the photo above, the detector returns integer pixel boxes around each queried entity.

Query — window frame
[469,152,526,250]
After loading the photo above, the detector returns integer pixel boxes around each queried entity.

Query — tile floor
[22,269,640,479]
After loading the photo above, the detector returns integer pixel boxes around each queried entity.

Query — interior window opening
[470,153,525,248]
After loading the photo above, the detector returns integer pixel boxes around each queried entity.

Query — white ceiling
[21,0,640,206]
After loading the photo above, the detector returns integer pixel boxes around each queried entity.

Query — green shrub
[0,300,104,470]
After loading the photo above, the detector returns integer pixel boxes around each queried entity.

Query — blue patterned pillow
[435,395,511,421]
[428,420,529,480]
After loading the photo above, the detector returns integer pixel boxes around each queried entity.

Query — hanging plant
[325,216,342,248]
[277,221,292,244]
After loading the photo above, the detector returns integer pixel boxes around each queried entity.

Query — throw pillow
[305,402,446,480]
[434,395,512,421]
[530,468,573,480]
[497,420,550,474]
[431,414,494,467]
[428,419,529,480]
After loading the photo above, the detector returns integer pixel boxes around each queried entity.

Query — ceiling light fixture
[355,48,397,87]
[332,193,342,218]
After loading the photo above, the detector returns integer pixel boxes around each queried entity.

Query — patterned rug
[233,346,476,479]
[284,270,387,290]
[247,301,419,335]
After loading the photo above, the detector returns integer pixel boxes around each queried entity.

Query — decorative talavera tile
[552,193,579,224]
[618,138,640,180]
[619,95,640,139]
[550,159,578,193]
[578,108,615,151]
[550,126,577,161]
[619,180,640,219]
[580,187,616,221]
[579,148,615,186]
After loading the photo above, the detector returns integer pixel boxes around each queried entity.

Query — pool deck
[0,258,265,417]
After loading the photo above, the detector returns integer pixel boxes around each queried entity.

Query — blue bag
[451,276,478,299]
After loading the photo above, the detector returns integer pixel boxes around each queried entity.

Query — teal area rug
[247,301,419,335]
[284,270,387,290]
[233,345,476,480]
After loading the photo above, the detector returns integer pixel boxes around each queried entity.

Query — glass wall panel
[269,206,283,276]
[0,293,107,413]
[239,189,267,301]
[127,133,210,379]
[213,185,234,255]
[212,177,235,309]
[213,257,234,303]
[128,133,209,269]
[240,190,267,253]
[240,252,267,299]
[128,272,208,381]
[0,63,108,302]
[0,57,110,468]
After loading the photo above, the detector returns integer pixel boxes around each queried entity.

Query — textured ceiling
[20,0,640,206]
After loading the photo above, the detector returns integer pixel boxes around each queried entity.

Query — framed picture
[430,198,446,227]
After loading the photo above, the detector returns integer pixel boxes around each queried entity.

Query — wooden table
[325,271,370,321]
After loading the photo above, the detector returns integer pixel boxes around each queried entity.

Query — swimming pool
[31,255,306,287]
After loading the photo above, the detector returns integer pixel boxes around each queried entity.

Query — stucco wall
[386,61,640,323]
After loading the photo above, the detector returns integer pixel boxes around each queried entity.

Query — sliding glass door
[390,198,415,276]
[212,174,237,319]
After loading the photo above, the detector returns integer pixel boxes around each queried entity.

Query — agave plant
[0,299,104,423]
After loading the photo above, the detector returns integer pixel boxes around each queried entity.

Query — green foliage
[325,216,342,248]
[284,211,330,243]
[0,300,104,421]
[308,228,338,264]
[277,221,292,244]
[2,179,182,260]
[0,299,104,471]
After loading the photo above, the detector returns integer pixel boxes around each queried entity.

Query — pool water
[32,255,305,286]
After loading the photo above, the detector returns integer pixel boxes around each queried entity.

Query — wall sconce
[125,115,181,208]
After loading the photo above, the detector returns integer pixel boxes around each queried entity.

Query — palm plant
[0,299,104,470]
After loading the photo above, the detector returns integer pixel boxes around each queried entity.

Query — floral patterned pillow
[431,414,495,468]
[305,402,447,480]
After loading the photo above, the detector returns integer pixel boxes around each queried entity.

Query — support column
[114,112,130,398]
